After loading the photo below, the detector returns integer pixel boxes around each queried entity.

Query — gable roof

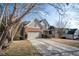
[24,19,42,28]
[40,19,50,26]
[67,29,77,34]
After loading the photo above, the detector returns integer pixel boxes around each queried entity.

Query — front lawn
[52,38,79,48]
[4,40,40,56]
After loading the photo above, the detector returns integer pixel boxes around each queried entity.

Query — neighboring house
[24,19,43,39]
[62,29,79,39]
[57,28,69,38]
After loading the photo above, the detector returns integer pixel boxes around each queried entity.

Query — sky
[1,4,79,29]
[9,3,79,29]
[25,4,60,27]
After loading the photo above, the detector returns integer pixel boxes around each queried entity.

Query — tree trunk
[0,3,36,55]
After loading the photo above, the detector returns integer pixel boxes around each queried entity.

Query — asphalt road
[29,38,79,56]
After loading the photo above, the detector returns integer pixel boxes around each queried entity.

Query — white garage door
[27,32,40,39]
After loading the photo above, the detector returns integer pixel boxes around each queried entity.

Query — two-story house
[24,19,50,39]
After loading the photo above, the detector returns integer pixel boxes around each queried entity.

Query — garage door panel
[28,32,40,39]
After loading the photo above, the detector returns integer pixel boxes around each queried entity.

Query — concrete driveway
[29,38,79,56]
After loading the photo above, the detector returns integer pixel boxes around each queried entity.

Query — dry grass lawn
[4,40,40,56]
[52,38,79,48]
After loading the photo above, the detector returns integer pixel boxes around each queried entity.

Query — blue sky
[9,3,79,29]
[25,4,61,27]
[24,4,79,29]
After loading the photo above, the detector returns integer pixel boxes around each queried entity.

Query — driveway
[29,38,79,56]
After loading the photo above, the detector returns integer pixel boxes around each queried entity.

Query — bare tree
[0,3,71,54]
[48,3,71,37]
[0,3,36,54]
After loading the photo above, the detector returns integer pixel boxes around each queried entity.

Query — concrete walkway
[29,39,79,56]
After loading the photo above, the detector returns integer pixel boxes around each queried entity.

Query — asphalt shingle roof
[67,29,77,34]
